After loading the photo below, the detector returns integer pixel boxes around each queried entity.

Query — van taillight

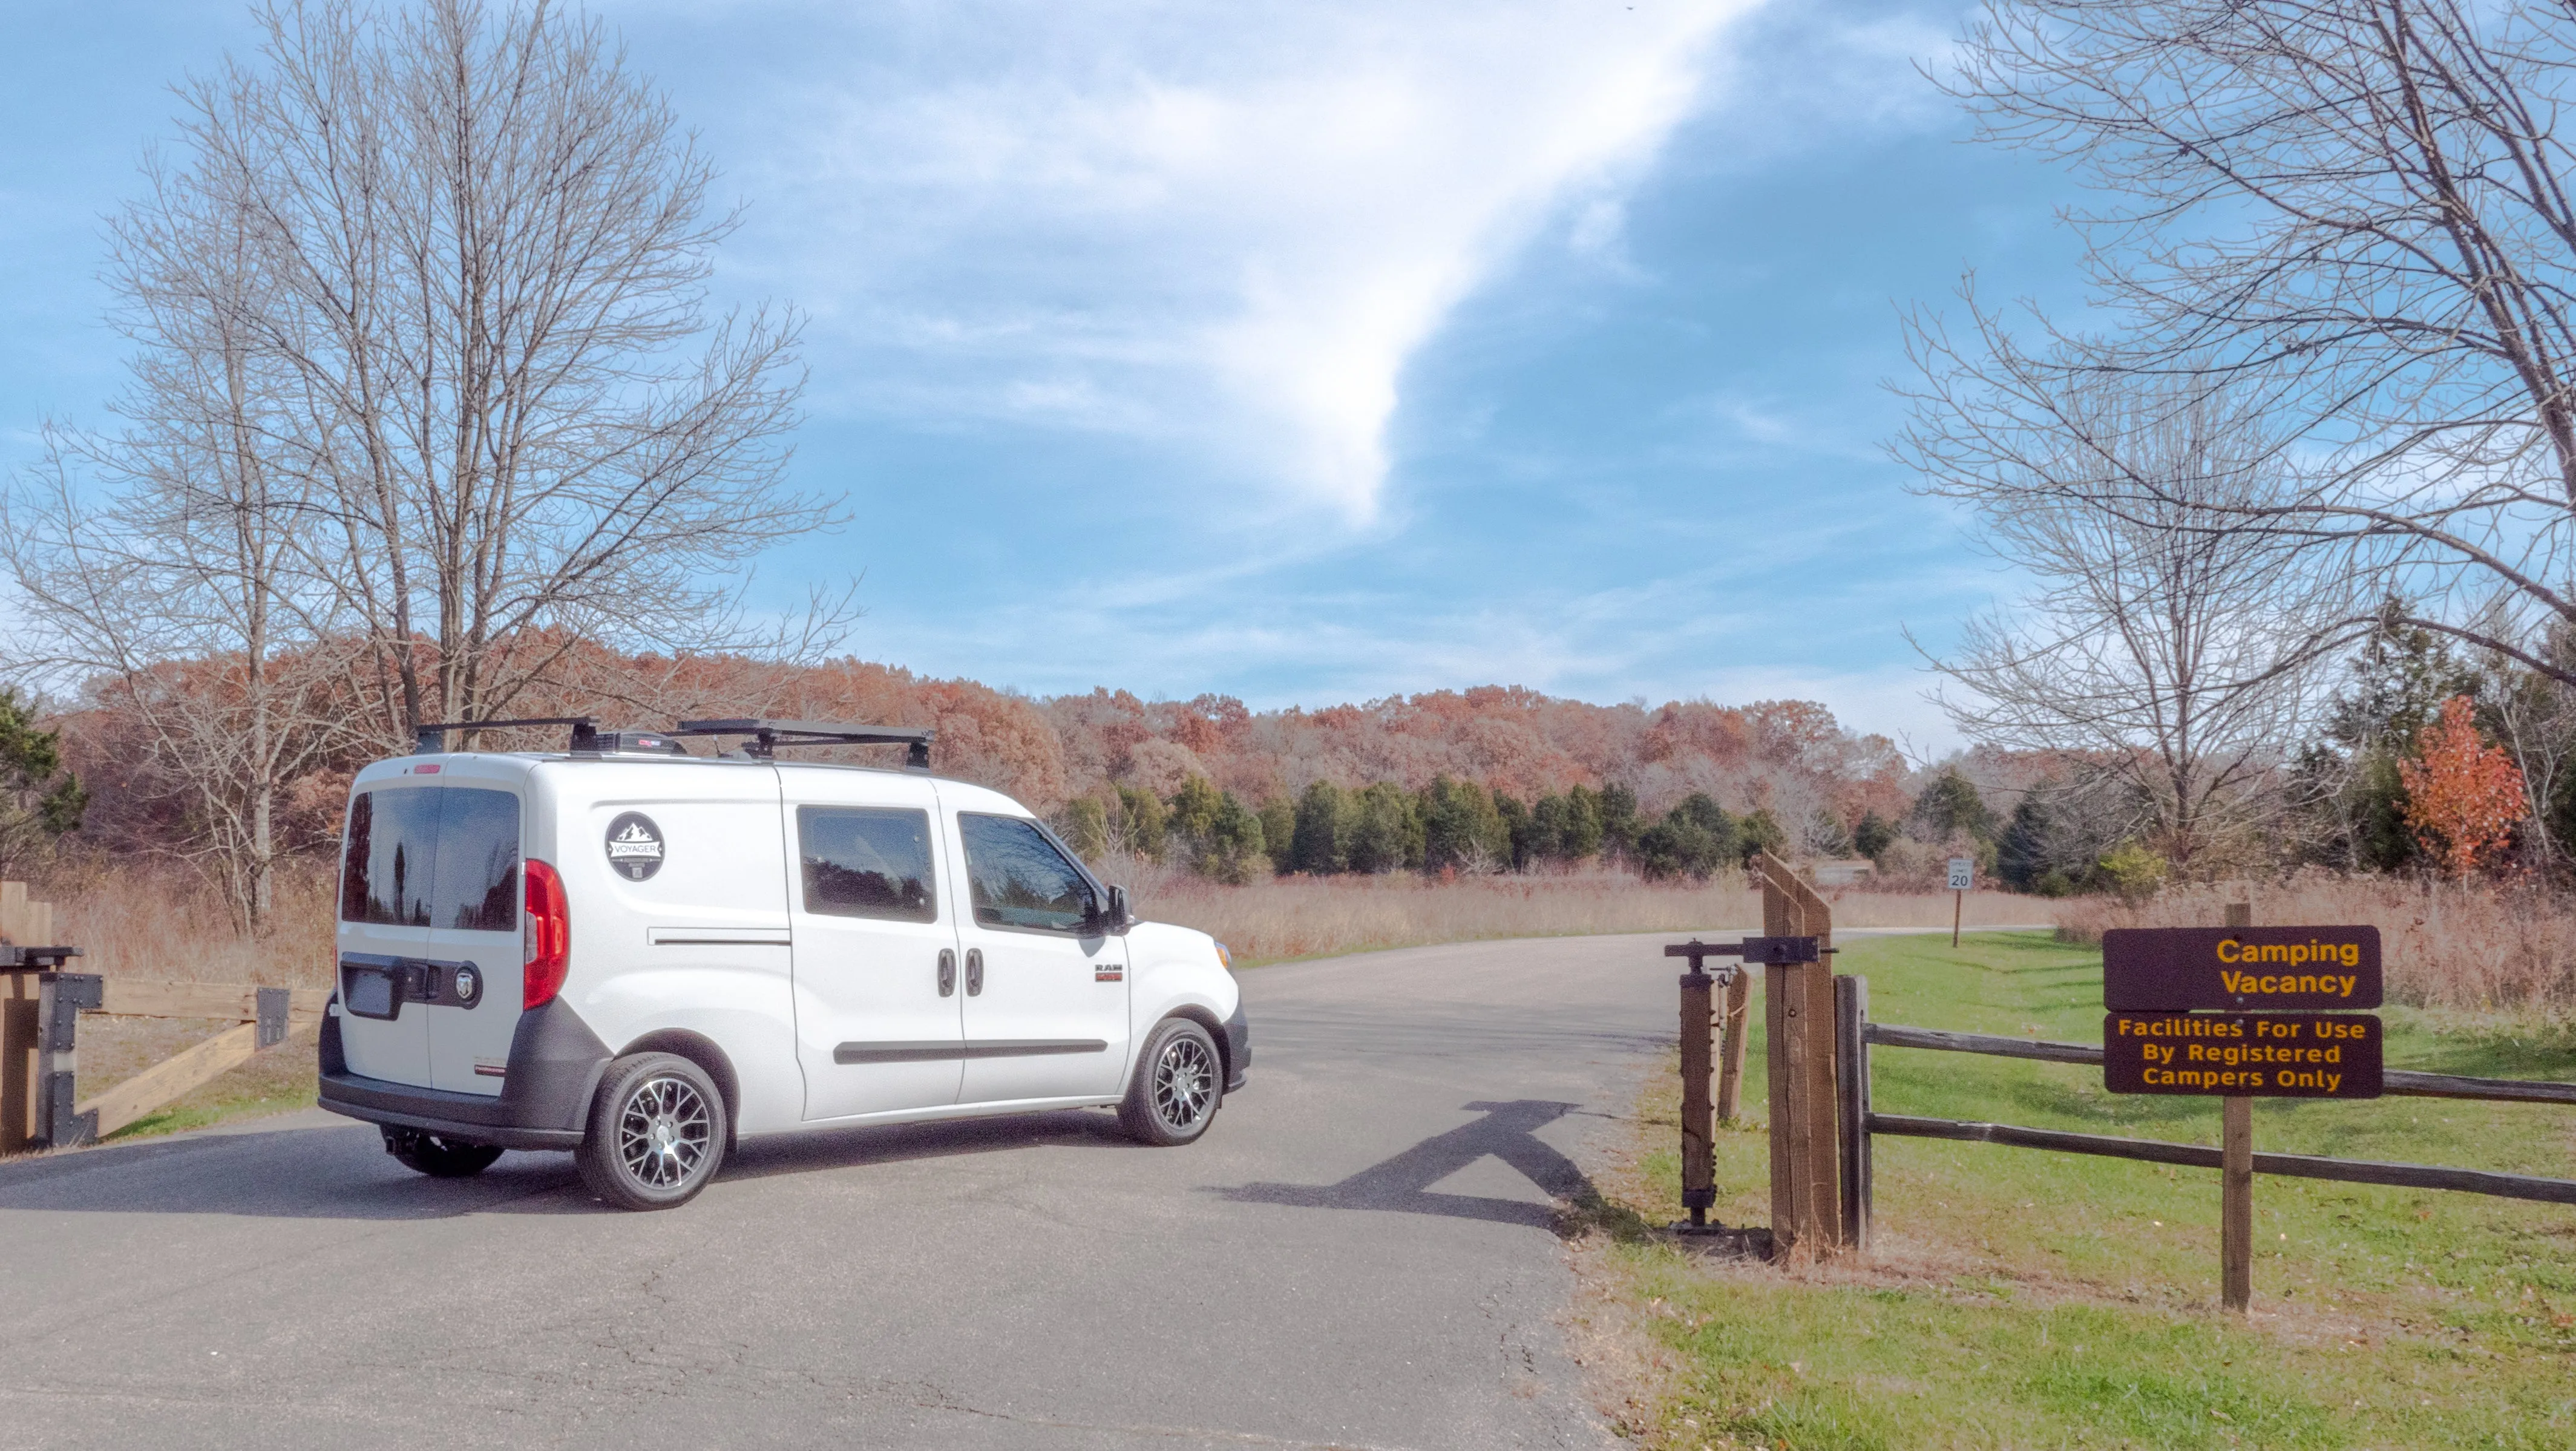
[523,859,570,1009]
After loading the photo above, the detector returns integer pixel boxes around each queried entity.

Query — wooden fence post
[0,970,38,1154]
[1836,972,1871,1251]
[1715,969,1751,1124]
[1677,957,1717,1228]
[1757,852,1843,1256]
[2221,899,2254,1313]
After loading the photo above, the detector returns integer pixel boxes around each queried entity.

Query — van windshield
[341,787,521,930]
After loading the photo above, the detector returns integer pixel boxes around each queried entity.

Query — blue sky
[0,0,2094,751]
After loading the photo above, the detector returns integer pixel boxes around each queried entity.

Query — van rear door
[417,779,524,1095]
[336,775,525,1093]
[337,784,438,1086]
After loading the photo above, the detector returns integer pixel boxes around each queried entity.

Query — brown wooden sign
[2104,1013,2383,1098]
[2101,926,2381,1011]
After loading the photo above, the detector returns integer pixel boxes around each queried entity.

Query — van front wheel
[577,1052,729,1210]
[1118,1018,1222,1146]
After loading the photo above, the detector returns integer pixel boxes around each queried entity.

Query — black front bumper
[1222,1002,1250,1092]
[317,996,612,1150]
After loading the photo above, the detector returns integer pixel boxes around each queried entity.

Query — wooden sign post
[2100,904,2384,1312]
[1946,857,1971,947]
[2220,903,2255,1314]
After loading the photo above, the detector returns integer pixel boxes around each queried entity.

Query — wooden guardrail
[1,971,326,1153]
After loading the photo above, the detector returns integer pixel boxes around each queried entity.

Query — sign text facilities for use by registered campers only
[2102,1012,2383,1098]
[2100,926,2382,1012]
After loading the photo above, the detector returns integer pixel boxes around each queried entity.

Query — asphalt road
[0,931,1725,1451]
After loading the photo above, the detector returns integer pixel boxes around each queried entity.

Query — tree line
[1053,773,1818,885]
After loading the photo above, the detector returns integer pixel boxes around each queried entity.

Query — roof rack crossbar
[415,716,600,755]
[670,718,935,770]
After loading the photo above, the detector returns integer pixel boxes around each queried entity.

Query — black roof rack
[672,718,934,770]
[416,717,600,755]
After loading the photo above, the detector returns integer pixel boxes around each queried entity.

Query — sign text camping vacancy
[2100,926,2382,1012]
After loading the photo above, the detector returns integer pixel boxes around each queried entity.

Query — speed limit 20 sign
[1945,858,1973,891]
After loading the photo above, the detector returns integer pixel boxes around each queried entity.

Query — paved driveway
[0,931,1726,1450]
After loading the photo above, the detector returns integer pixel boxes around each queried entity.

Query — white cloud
[738,0,1760,519]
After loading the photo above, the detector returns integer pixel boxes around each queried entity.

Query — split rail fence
[1697,858,2576,1269]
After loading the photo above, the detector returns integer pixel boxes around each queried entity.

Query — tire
[575,1052,729,1211]
[385,1129,504,1179]
[1118,1017,1224,1146]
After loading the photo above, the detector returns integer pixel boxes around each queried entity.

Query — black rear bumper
[1222,1003,1250,1092]
[316,996,612,1150]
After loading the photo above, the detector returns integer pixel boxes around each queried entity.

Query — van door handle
[966,948,984,997]
[938,949,956,998]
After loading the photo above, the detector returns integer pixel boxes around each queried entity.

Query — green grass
[1604,931,2576,1450]
[100,1086,316,1143]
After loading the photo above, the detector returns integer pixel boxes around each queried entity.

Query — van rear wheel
[577,1052,728,1210]
[1118,1017,1223,1146]
[385,1129,504,1178]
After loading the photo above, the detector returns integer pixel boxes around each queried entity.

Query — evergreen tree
[1167,776,1225,852]
[1345,782,1419,873]
[1495,791,1533,870]
[1852,810,1896,862]
[1257,796,1297,876]
[1561,784,1605,860]
[1115,785,1168,862]
[1995,793,2053,891]
[1421,775,1509,872]
[1058,796,1109,860]
[1598,782,1641,860]
[1910,769,1996,843]
[1201,791,1269,885]
[1526,793,1568,863]
[1291,781,1347,874]
[1636,793,1737,881]
[1737,805,1788,865]
[0,691,84,875]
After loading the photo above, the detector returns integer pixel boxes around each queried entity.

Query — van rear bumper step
[318,1077,585,1150]
[316,995,612,1150]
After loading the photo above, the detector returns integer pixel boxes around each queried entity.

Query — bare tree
[1903,373,2345,866]
[180,0,843,745]
[1,139,356,925]
[1938,0,2576,684]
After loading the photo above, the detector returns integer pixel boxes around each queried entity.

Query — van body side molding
[647,926,791,946]
[833,1038,1109,1065]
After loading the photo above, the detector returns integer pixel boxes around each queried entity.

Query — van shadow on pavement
[1218,1099,1597,1234]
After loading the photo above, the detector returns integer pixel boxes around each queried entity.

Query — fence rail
[3,969,320,1151]
[1860,1021,2576,1207]
[1863,1023,2576,1107]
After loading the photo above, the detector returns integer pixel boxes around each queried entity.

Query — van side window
[959,813,1095,933]
[339,787,520,930]
[798,807,937,923]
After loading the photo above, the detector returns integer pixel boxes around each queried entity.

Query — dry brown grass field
[1109,859,2056,964]
[2060,871,2576,1014]
[25,855,2060,986]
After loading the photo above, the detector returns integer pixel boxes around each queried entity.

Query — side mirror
[1106,884,1131,935]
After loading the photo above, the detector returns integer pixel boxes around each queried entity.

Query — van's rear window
[340,787,520,930]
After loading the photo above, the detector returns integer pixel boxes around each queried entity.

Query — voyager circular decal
[605,811,667,882]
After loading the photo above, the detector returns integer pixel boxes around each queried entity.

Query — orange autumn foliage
[2399,695,2527,876]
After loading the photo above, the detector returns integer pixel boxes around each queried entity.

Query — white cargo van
[318,718,1247,1210]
